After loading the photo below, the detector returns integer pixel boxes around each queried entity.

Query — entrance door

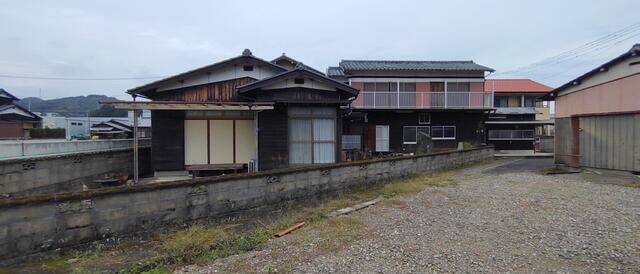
[375,125,389,152]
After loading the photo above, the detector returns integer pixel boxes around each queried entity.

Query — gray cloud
[0,0,638,99]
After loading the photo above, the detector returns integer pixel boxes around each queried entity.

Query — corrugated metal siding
[579,114,639,171]
[554,118,574,166]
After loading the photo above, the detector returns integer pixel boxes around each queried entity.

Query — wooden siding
[579,114,639,171]
[250,87,343,103]
[151,110,185,171]
[257,105,289,170]
[150,77,256,102]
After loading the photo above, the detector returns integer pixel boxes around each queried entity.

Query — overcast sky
[1,0,639,100]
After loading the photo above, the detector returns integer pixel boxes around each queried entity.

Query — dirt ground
[178,158,640,273]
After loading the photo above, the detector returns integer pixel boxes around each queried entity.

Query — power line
[0,74,164,81]
[494,21,640,76]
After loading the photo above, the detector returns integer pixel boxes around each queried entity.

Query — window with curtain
[523,96,536,107]
[288,107,336,164]
[494,95,509,107]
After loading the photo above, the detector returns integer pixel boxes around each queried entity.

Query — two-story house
[327,60,495,155]
[484,79,553,151]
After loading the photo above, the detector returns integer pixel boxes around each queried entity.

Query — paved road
[180,159,640,273]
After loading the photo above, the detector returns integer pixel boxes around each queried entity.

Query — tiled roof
[326,66,345,77]
[338,60,494,72]
[485,79,553,93]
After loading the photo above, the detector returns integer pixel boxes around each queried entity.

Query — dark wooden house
[105,49,357,175]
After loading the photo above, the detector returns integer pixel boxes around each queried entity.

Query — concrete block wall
[0,146,493,264]
[0,148,151,197]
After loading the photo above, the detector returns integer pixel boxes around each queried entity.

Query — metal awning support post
[132,96,139,184]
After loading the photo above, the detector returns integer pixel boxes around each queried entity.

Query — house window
[288,107,336,164]
[399,82,416,92]
[294,78,305,84]
[403,126,430,144]
[430,82,445,92]
[418,113,430,124]
[431,126,456,140]
[447,82,470,92]
[523,96,536,107]
[71,122,77,126]
[375,125,389,152]
[363,82,398,92]
[494,95,509,107]
[243,65,254,71]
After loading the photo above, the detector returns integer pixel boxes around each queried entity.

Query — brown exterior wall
[0,122,24,139]
[149,77,256,102]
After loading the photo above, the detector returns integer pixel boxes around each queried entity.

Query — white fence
[0,139,151,159]
[352,92,493,109]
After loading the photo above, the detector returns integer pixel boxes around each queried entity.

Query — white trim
[349,77,485,82]
[402,126,430,145]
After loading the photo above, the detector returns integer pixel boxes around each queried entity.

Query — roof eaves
[127,53,289,95]
[552,45,640,95]
[237,65,358,95]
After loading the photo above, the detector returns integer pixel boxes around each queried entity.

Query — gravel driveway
[179,159,640,273]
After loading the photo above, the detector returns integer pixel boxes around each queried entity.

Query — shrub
[30,128,65,139]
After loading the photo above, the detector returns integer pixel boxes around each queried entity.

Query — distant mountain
[16,95,127,117]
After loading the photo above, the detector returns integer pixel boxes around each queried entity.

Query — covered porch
[103,101,274,178]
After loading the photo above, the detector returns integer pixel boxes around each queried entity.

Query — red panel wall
[351,82,364,107]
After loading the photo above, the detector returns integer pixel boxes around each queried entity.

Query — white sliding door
[184,120,208,165]
[210,120,234,164]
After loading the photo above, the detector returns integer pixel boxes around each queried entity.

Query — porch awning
[100,100,274,111]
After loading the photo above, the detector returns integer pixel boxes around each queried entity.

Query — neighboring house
[0,89,41,139]
[104,49,357,174]
[90,119,151,139]
[327,60,494,155]
[542,44,640,172]
[484,79,553,151]
[39,110,150,139]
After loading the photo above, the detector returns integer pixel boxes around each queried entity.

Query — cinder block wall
[0,148,151,197]
[0,146,493,264]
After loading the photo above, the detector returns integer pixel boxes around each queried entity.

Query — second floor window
[523,96,536,107]
[447,82,470,92]
[363,82,398,92]
[399,82,416,92]
[495,96,509,107]
[430,82,445,92]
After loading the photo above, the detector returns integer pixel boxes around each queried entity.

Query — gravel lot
[179,159,640,273]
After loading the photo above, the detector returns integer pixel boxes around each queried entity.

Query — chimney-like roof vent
[242,49,252,56]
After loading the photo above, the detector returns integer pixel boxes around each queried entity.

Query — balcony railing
[487,130,535,140]
[351,92,494,109]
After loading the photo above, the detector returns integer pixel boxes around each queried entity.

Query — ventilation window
[294,78,305,84]
[243,65,254,71]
